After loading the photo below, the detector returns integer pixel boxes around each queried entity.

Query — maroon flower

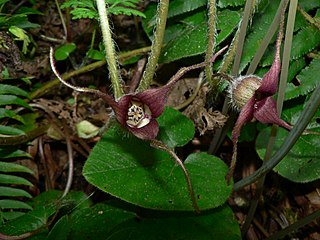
[50,47,227,141]
[227,24,291,180]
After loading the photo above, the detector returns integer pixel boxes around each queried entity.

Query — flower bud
[229,75,261,110]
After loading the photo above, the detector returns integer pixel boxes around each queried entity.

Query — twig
[30,46,151,99]
[61,120,74,198]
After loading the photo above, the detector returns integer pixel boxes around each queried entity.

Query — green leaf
[0,95,32,110]
[87,49,104,60]
[66,203,135,239]
[240,0,280,72]
[0,199,32,210]
[161,10,240,63]
[0,84,30,98]
[0,147,32,159]
[291,26,320,60]
[0,125,25,135]
[66,203,240,240]
[0,161,34,174]
[47,215,70,240]
[108,6,146,18]
[54,43,77,61]
[0,186,32,198]
[142,6,240,63]
[256,104,320,183]
[0,108,25,123]
[218,0,246,8]
[167,0,207,19]
[0,174,33,186]
[0,191,60,236]
[1,211,26,221]
[83,125,231,211]
[157,107,195,148]
[285,58,320,100]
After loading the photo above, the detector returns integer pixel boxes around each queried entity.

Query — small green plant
[0,0,40,54]
[61,0,146,19]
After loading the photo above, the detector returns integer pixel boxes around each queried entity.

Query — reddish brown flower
[50,47,227,141]
[227,22,291,180]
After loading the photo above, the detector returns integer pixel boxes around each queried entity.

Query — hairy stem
[137,0,169,91]
[96,0,123,99]
[205,0,217,88]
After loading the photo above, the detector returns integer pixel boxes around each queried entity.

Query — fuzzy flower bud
[228,75,261,111]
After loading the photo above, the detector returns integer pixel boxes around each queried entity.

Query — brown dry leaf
[167,78,198,107]
[306,190,320,208]
[183,85,228,135]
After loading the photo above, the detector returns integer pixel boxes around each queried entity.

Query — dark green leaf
[64,203,136,239]
[157,107,195,148]
[83,124,231,211]
[67,203,240,240]
[285,58,320,100]
[47,216,70,240]
[159,10,240,63]
[167,0,207,19]
[290,26,320,60]
[218,0,246,8]
[256,104,320,183]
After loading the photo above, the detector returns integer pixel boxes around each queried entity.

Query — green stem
[241,2,291,235]
[54,0,67,40]
[267,209,320,240]
[233,83,320,191]
[205,0,217,88]
[231,0,255,75]
[137,0,169,91]
[96,0,123,99]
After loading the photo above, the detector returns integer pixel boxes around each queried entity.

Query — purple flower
[227,26,291,180]
[50,47,228,141]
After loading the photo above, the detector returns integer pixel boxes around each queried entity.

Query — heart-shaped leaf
[83,108,231,211]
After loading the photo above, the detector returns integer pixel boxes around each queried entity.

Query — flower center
[126,98,152,128]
